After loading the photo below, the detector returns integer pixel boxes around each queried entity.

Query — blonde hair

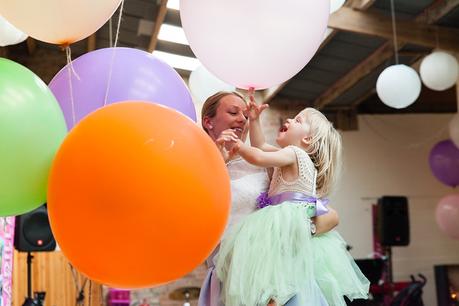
[201,91,245,134]
[301,108,342,197]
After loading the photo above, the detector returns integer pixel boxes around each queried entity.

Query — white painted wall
[336,114,459,306]
[263,110,459,306]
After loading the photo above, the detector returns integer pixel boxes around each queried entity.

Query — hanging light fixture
[376,0,421,109]
[420,50,458,91]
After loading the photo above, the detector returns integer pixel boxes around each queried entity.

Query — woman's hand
[313,207,339,235]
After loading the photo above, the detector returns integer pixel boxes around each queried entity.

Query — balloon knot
[59,42,70,51]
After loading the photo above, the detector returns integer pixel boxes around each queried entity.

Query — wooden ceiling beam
[346,0,377,11]
[0,47,8,58]
[314,41,396,109]
[261,83,288,104]
[328,6,459,52]
[148,0,168,53]
[87,34,96,52]
[418,0,459,24]
[314,1,459,110]
[26,37,36,55]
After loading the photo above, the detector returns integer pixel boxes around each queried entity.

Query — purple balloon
[49,47,196,128]
[429,140,459,187]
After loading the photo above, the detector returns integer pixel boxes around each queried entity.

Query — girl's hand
[228,139,244,156]
[215,129,239,162]
[247,93,269,121]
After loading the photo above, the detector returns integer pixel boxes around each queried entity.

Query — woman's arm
[312,207,339,235]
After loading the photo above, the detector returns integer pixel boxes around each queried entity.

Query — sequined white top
[225,157,270,232]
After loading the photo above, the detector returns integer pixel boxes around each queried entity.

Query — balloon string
[113,0,124,48]
[109,18,113,48]
[435,25,440,50]
[65,46,77,126]
[64,45,81,81]
[389,0,399,65]
[104,0,125,106]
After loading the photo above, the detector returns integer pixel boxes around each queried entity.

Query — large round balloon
[436,194,459,240]
[429,140,459,187]
[330,0,345,14]
[48,101,230,288]
[49,47,196,128]
[180,0,330,89]
[376,64,421,109]
[0,14,27,47]
[189,64,236,104]
[0,58,67,216]
[420,51,458,91]
[0,0,121,44]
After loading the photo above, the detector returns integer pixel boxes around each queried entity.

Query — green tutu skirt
[215,202,369,306]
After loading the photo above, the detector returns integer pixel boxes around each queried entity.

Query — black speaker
[377,196,410,246]
[14,204,56,252]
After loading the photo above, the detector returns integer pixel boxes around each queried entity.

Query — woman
[198,91,339,306]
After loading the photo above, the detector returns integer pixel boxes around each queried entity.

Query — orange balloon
[48,101,230,288]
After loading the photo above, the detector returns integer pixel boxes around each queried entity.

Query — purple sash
[256,191,329,216]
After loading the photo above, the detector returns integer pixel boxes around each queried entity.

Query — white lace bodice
[268,145,317,197]
[226,157,270,231]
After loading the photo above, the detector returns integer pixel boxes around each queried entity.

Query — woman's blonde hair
[201,91,245,134]
[301,108,342,197]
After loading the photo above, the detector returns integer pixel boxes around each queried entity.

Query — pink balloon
[436,194,459,239]
[180,0,330,90]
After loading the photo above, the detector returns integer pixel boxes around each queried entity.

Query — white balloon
[420,51,458,91]
[376,64,421,109]
[0,14,27,47]
[180,0,330,90]
[449,114,459,149]
[189,65,236,104]
[0,0,122,45]
[330,0,345,14]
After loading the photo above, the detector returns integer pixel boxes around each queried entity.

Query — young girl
[215,100,369,306]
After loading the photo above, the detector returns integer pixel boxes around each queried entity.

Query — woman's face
[204,94,248,142]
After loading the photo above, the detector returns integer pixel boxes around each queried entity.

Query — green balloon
[0,58,67,216]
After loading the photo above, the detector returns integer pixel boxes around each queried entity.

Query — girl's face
[204,94,248,142]
[276,110,312,148]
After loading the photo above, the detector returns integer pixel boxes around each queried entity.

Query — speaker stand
[21,252,45,306]
[22,252,34,306]
[384,246,393,283]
